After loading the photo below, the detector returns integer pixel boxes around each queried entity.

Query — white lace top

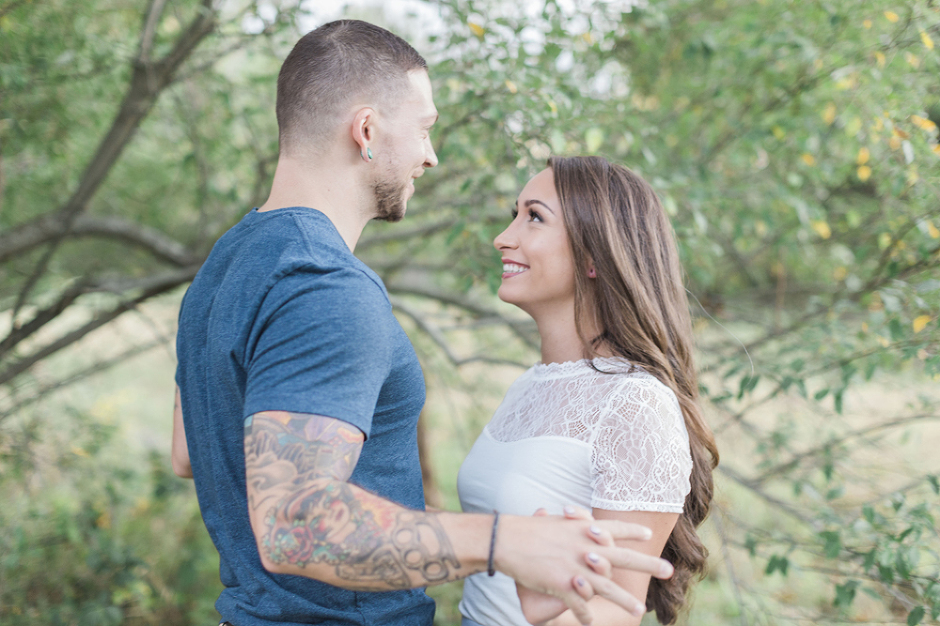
[457,358,693,626]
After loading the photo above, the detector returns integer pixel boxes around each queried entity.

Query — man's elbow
[171,453,193,478]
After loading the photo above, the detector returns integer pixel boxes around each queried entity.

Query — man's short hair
[276,20,428,156]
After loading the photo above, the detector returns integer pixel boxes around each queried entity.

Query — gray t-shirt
[175,207,433,625]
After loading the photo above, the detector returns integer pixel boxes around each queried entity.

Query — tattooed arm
[171,385,192,478]
[245,411,673,621]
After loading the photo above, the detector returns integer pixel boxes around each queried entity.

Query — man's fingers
[588,573,647,618]
[601,545,674,579]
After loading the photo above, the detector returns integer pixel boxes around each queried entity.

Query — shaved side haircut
[276,20,428,156]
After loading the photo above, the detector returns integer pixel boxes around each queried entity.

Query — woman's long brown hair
[549,155,719,624]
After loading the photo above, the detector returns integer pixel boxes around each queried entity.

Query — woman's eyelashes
[510,207,543,222]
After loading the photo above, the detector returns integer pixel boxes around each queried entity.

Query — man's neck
[259,153,373,252]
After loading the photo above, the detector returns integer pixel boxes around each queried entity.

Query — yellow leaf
[71,445,89,458]
[823,103,837,125]
[811,220,832,239]
[874,51,886,68]
[857,147,870,164]
[928,222,940,238]
[922,30,935,50]
[863,19,873,29]
[468,22,485,38]
[582,32,594,45]
[893,127,910,139]
[772,126,786,140]
[911,115,937,131]
[905,52,920,68]
[505,80,518,94]
[884,10,899,22]
[547,100,557,115]
[932,144,940,157]
[861,322,869,332]
[857,165,872,181]
[889,136,902,150]
[878,336,890,347]
[833,266,847,280]
[878,232,892,249]
[908,168,919,185]
[913,315,931,333]
[96,511,112,530]
[801,153,816,166]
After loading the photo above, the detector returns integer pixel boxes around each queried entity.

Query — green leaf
[765,554,789,577]
[585,127,604,153]
[928,475,939,495]
[907,606,925,626]
[834,580,858,608]
[820,530,841,558]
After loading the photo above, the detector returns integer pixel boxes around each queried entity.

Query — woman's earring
[588,268,596,278]
[367,147,373,160]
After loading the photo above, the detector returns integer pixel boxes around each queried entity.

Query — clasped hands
[497,506,673,626]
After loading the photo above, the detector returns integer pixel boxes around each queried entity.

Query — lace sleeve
[590,376,693,513]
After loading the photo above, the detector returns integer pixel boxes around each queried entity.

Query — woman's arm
[517,509,678,626]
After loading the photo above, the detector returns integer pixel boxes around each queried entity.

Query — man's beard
[372,177,407,223]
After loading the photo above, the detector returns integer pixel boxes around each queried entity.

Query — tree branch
[386,279,539,350]
[390,296,529,369]
[0,0,217,262]
[0,214,199,268]
[0,266,198,386]
[0,338,168,423]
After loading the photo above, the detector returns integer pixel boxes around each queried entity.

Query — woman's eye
[528,210,542,222]
[510,209,519,219]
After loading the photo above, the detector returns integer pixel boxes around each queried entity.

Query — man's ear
[351,107,375,162]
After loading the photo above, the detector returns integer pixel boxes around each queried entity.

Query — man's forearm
[244,410,490,590]
[255,475,490,590]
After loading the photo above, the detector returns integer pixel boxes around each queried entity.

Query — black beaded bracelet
[487,511,500,576]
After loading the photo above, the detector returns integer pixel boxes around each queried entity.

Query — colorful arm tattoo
[244,411,460,589]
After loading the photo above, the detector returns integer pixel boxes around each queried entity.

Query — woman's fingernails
[660,562,674,577]
[643,528,653,540]
[632,603,646,616]
[576,576,587,587]
[589,525,602,536]
[564,506,576,516]
[587,552,600,564]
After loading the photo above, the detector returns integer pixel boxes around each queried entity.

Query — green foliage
[2,0,939,624]
[0,409,220,624]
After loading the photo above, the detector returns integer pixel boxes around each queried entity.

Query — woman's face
[493,168,578,317]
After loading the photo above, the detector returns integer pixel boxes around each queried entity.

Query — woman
[457,156,718,626]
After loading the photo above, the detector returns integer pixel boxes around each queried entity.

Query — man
[172,19,672,626]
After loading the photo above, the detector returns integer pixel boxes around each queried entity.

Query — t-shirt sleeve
[243,266,393,438]
[590,378,693,513]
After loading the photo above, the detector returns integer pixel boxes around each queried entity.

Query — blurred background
[1,0,939,624]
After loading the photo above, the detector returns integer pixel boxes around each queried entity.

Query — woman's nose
[493,225,516,251]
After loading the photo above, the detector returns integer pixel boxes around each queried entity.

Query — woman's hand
[515,506,632,625]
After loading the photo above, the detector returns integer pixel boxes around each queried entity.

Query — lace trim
[487,361,693,512]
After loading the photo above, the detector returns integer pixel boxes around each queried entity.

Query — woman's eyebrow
[524,198,555,214]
